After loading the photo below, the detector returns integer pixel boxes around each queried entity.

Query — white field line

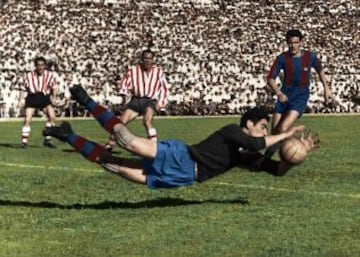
[1,162,359,199]
[1,161,103,173]
[212,182,360,199]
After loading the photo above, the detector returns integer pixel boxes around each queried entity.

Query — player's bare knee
[113,123,135,148]
[120,116,130,125]
[277,125,288,133]
[143,118,153,128]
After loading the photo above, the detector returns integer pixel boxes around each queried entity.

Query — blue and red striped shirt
[267,50,323,89]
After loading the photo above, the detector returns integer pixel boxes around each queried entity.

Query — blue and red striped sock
[85,99,120,134]
[67,133,108,162]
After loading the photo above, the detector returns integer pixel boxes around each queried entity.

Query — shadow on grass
[0,197,248,209]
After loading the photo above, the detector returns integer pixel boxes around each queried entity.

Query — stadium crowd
[0,0,359,118]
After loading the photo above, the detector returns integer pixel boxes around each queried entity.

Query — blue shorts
[143,140,196,189]
[275,86,309,115]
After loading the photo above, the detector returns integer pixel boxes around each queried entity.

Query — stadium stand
[0,0,358,117]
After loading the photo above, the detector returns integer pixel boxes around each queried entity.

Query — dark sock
[85,99,121,134]
[66,133,108,162]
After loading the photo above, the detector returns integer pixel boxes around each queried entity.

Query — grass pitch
[0,115,359,257]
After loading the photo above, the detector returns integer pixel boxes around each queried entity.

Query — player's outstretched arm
[98,154,146,185]
[264,125,305,148]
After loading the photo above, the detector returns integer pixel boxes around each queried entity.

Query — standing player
[17,56,58,148]
[105,49,169,151]
[265,29,335,157]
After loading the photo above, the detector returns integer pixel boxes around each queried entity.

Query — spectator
[0,0,358,115]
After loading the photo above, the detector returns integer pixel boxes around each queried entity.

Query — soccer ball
[279,137,307,165]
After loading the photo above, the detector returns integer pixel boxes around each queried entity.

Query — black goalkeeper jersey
[187,124,267,182]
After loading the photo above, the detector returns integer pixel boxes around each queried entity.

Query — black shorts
[126,97,157,115]
[25,93,52,109]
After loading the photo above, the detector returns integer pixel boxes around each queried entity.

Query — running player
[265,29,335,157]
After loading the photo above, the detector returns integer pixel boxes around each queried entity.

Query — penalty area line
[211,182,360,199]
[0,162,104,173]
[1,162,358,199]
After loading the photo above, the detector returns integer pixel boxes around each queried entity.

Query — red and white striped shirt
[22,70,57,95]
[118,65,169,108]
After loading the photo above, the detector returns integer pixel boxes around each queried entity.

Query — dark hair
[286,29,303,41]
[240,107,270,128]
[34,56,47,65]
[141,49,155,59]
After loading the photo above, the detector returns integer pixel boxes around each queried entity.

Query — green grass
[0,115,359,257]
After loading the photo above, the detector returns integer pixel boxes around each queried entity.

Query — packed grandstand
[0,0,359,117]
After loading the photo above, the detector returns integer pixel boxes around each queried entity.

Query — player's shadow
[0,197,248,210]
[0,143,40,149]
